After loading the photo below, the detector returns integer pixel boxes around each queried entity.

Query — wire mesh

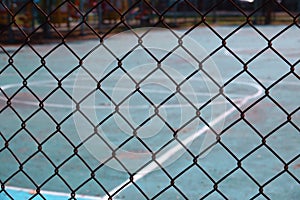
[0,0,299,199]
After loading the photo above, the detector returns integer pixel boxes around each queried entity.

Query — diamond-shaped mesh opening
[223,73,264,109]
[25,111,56,142]
[10,46,41,78]
[22,153,54,186]
[270,74,299,112]
[97,115,133,148]
[75,179,107,197]
[9,90,39,121]
[2,172,37,194]
[153,186,186,200]
[243,146,283,184]
[175,165,213,199]
[58,155,92,190]
[267,123,300,162]
[0,149,19,182]
[37,175,71,195]
[1,66,24,96]
[115,136,152,167]
[64,40,96,58]
[8,129,38,163]
[199,94,230,126]
[244,97,287,136]
[198,143,237,181]
[221,121,261,159]
[41,131,74,166]
[42,88,74,121]
[59,114,82,141]
[226,25,267,62]
[44,44,80,79]
[1,0,299,199]
[93,162,128,192]
[263,172,300,199]
[218,169,258,199]
[272,26,300,63]
[26,67,58,99]
[141,29,179,59]
[116,183,148,199]
[185,25,222,54]
[118,167,170,199]
[204,191,227,200]
[248,49,291,87]
[210,50,242,83]
[139,125,174,153]
[162,149,195,178]
[0,107,21,139]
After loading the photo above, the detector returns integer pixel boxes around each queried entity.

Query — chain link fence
[1,0,299,199]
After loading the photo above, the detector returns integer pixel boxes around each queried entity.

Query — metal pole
[67,3,70,31]
[31,1,35,31]
[194,0,199,24]
[43,0,51,38]
[212,0,217,23]
[6,0,14,42]
[254,0,260,24]
[96,2,102,32]
[140,0,144,26]
[264,0,273,25]
[80,0,84,35]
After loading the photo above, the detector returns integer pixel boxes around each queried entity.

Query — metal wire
[0,0,299,199]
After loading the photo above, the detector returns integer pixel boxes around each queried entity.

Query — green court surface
[0,25,299,199]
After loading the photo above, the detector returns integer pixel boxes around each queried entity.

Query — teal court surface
[0,25,300,199]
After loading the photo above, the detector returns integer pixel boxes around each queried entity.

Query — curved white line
[1,78,295,199]
[101,82,264,199]
[0,80,265,109]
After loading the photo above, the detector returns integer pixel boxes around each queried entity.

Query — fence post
[31,2,35,31]
[43,0,51,38]
[264,0,273,25]
[254,0,261,24]
[67,4,70,31]
[140,0,150,26]
[80,0,84,35]
[6,0,14,43]
[212,0,217,23]
[96,3,102,33]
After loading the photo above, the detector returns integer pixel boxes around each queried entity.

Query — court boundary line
[0,79,272,109]
[101,82,263,199]
[3,79,299,198]
[4,185,106,200]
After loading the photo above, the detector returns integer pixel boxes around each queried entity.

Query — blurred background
[0,0,299,43]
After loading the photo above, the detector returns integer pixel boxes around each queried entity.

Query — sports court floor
[0,25,299,199]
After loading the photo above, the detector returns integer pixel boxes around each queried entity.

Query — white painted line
[101,82,263,199]
[3,78,297,199]
[5,185,105,200]
[0,80,267,109]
